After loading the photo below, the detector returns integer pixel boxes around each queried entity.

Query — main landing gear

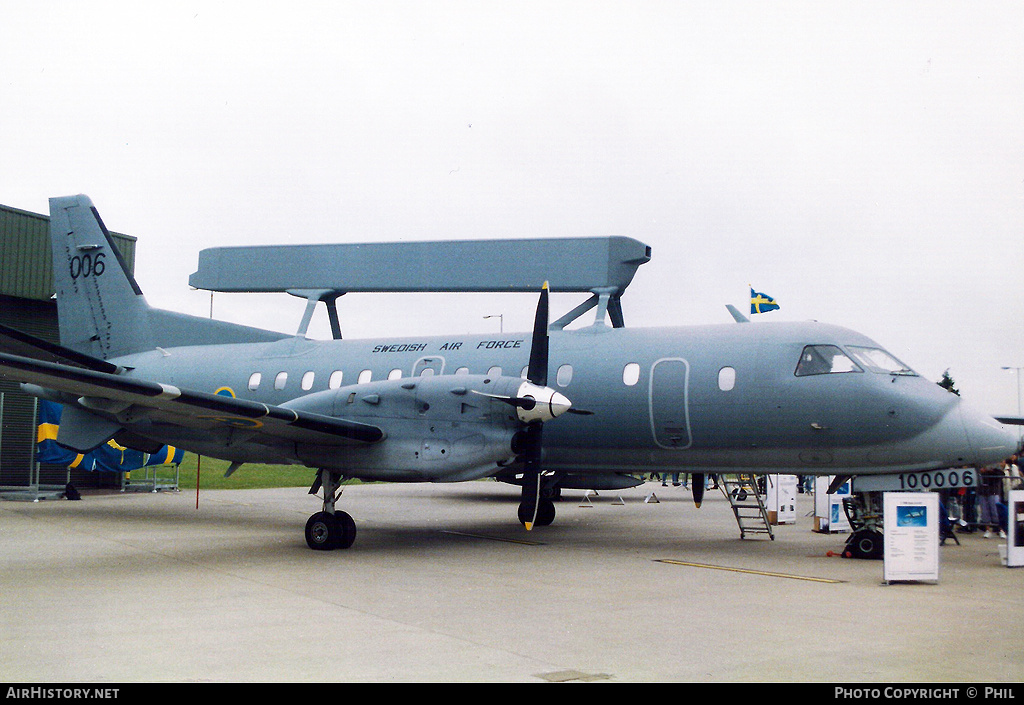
[305,469,356,550]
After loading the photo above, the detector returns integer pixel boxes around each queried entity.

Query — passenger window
[247,372,262,391]
[718,366,736,391]
[358,369,372,384]
[274,372,288,390]
[556,364,573,387]
[418,368,436,376]
[301,371,315,390]
[454,367,470,375]
[329,370,344,388]
[521,366,529,379]
[622,362,641,386]
[388,368,402,380]
[487,366,502,377]
[795,345,862,376]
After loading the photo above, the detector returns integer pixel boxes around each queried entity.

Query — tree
[938,369,960,396]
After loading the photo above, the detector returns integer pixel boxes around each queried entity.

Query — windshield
[794,345,863,376]
[846,346,917,376]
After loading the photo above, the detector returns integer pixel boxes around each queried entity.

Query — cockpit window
[846,346,917,376]
[795,345,863,376]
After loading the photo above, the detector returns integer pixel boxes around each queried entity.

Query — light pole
[484,314,503,333]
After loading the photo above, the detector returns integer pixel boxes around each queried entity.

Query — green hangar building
[0,201,137,493]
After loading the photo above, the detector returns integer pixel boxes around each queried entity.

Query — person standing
[978,464,1003,538]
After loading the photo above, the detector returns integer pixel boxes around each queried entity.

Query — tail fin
[49,195,154,359]
[49,195,289,360]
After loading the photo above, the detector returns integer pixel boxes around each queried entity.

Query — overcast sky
[2,2,1022,414]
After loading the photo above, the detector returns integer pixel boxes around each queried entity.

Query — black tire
[518,498,556,527]
[846,529,883,560]
[305,512,336,550]
[334,511,357,549]
[305,511,357,550]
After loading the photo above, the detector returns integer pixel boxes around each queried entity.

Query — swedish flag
[750,288,780,314]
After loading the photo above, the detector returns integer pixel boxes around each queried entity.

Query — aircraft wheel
[306,512,336,550]
[305,511,357,550]
[334,511,357,549]
[845,529,883,560]
[518,498,556,527]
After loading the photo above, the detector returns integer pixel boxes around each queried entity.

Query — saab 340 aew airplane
[0,195,1016,550]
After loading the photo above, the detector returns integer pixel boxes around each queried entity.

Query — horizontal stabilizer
[0,323,121,373]
[995,415,1024,426]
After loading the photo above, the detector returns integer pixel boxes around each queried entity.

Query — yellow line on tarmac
[655,559,845,583]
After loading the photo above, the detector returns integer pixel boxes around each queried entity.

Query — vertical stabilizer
[49,195,154,359]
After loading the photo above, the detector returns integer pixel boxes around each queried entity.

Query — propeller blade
[692,473,705,507]
[522,422,543,530]
[522,282,549,530]
[527,282,549,386]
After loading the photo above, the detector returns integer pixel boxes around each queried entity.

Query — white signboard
[814,476,851,532]
[767,474,798,524]
[883,492,939,583]
[1007,490,1024,569]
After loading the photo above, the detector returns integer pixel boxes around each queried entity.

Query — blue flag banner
[36,400,94,470]
[36,401,183,472]
[750,288,780,314]
[146,444,185,466]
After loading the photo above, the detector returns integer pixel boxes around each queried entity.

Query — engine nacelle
[282,374,528,481]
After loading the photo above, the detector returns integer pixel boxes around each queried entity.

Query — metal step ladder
[718,474,774,540]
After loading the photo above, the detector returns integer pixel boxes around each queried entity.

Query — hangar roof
[0,203,136,302]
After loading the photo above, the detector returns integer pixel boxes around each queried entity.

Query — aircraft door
[650,358,692,449]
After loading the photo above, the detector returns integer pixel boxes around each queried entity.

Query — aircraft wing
[0,352,384,448]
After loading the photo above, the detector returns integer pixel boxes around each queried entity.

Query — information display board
[767,474,798,524]
[1007,489,1024,569]
[883,492,939,583]
[813,476,851,532]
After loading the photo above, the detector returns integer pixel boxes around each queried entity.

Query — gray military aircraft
[0,195,1017,550]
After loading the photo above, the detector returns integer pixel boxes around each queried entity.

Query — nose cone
[515,382,573,423]
[960,403,1019,466]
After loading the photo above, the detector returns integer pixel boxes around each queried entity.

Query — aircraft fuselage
[111,318,1013,481]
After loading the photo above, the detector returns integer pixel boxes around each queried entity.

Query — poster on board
[813,476,851,532]
[1007,489,1024,568]
[883,492,939,583]
[767,474,797,524]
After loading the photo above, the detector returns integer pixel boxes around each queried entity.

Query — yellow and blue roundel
[214,387,236,398]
